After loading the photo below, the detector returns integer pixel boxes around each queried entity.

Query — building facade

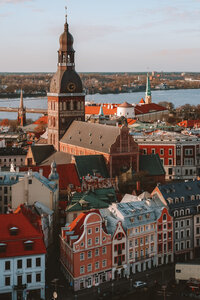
[135,134,200,180]
[0,213,46,300]
[152,180,200,261]
[60,211,112,291]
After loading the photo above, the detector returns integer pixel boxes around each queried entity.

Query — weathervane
[65,6,67,23]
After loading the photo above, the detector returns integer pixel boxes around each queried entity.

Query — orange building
[60,210,112,291]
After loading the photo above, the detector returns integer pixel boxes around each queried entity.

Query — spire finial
[65,6,67,23]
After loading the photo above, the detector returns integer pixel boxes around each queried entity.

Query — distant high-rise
[145,73,152,104]
[47,9,85,150]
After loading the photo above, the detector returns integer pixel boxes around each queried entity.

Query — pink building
[60,210,112,291]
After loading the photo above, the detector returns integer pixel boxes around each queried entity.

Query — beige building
[0,163,59,213]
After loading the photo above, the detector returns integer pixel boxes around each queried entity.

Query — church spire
[145,73,152,104]
[20,89,24,109]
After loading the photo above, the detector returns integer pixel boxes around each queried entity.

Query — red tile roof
[135,103,167,115]
[139,98,145,104]
[19,164,80,190]
[85,105,117,116]
[33,116,48,125]
[0,213,46,258]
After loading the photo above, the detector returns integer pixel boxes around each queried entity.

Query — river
[0,89,199,121]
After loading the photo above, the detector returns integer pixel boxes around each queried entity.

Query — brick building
[135,133,200,180]
[60,121,139,177]
[47,11,85,151]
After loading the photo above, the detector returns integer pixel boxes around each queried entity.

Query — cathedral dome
[59,29,74,52]
[50,69,83,94]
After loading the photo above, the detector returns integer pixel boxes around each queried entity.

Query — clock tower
[47,9,85,150]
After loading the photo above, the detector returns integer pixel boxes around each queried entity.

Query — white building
[117,102,135,119]
[0,213,46,300]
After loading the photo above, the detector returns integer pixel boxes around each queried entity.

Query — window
[5,276,10,286]
[88,251,92,259]
[80,266,84,274]
[160,149,164,155]
[36,273,41,282]
[17,275,22,286]
[4,187,8,194]
[27,274,32,283]
[135,239,138,246]
[102,246,106,254]
[140,238,143,245]
[95,248,99,256]
[169,149,172,155]
[186,219,190,226]
[27,258,32,268]
[95,237,99,244]
[88,239,92,246]
[186,229,190,237]
[163,214,167,221]
[175,232,179,239]
[17,260,22,269]
[95,262,99,269]
[180,231,184,238]
[88,228,92,235]
[28,179,32,184]
[87,264,92,272]
[180,220,184,227]
[143,148,147,155]
[168,159,173,166]
[5,261,10,270]
[168,168,172,175]
[36,257,41,267]
[152,149,155,154]
[80,253,84,261]
[102,260,107,267]
[95,227,99,233]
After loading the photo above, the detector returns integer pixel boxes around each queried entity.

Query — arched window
[174,210,179,217]
[180,209,184,216]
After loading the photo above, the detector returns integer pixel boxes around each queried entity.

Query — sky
[0,0,200,72]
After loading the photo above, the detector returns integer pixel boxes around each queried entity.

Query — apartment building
[135,133,200,180]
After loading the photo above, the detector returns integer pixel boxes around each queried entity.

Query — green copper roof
[74,155,109,179]
[146,73,151,97]
[139,154,165,176]
[67,188,117,212]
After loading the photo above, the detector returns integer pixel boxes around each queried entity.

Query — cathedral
[47,11,139,177]
[47,10,85,150]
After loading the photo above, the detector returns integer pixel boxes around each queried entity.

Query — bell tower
[47,8,85,150]
[145,73,152,104]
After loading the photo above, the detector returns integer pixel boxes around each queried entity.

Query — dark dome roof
[50,69,83,94]
[59,30,74,52]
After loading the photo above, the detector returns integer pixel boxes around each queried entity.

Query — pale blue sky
[0,0,200,72]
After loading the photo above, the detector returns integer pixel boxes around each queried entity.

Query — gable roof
[155,180,200,209]
[139,154,165,176]
[74,155,109,178]
[39,151,72,166]
[0,213,46,258]
[30,145,55,165]
[67,188,116,212]
[135,103,168,115]
[60,121,121,154]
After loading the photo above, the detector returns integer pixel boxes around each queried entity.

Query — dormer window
[191,195,195,201]
[181,197,184,203]
[9,227,19,236]
[0,243,6,253]
[24,240,34,251]
[175,197,179,204]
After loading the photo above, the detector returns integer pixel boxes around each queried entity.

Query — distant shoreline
[1,87,200,99]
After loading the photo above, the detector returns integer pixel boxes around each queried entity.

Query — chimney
[39,169,43,177]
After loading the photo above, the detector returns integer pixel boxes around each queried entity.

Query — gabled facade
[60,211,112,291]
[60,121,139,177]
[0,213,46,300]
